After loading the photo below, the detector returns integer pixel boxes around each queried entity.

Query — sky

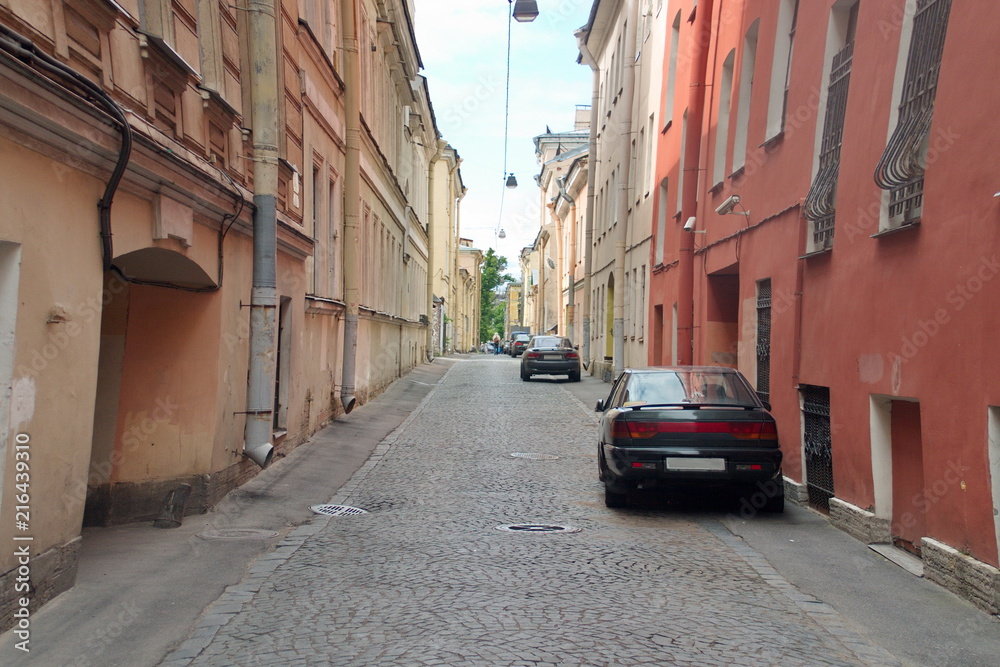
[413,0,594,273]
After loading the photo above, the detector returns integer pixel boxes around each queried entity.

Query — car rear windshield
[624,371,758,406]
[514,334,531,341]
[530,336,566,348]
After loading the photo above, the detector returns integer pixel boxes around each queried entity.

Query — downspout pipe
[557,176,576,343]
[575,29,599,370]
[678,0,714,365]
[340,0,362,413]
[426,140,445,361]
[242,0,280,468]
[613,0,639,378]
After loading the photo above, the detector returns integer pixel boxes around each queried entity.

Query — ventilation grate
[510,452,560,461]
[495,524,581,534]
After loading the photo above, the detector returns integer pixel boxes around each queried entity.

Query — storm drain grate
[495,524,582,534]
[198,528,279,540]
[310,504,369,516]
[510,452,560,461]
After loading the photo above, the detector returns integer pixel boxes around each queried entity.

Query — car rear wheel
[520,368,530,381]
[568,370,581,382]
[762,490,785,513]
[604,484,627,508]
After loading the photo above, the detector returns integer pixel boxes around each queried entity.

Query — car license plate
[665,457,725,471]
[543,354,562,360]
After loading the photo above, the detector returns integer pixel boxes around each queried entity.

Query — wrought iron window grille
[873,0,953,228]
[756,280,771,405]
[804,41,854,250]
[802,385,834,511]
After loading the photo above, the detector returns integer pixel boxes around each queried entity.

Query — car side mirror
[574,345,579,350]
[594,399,604,412]
[756,394,771,411]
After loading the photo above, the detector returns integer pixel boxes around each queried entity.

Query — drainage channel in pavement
[310,504,369,516]
[495,524,582,534]
[198,528,280,540]
[509,452,560,460]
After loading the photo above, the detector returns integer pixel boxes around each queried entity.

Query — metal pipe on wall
[339,0,361,413]
[242,0,280,467]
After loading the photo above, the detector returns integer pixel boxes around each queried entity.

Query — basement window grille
[802,385,834,512]
[804,40,854,250]
[873,0,952,228]
[755,280,771,405]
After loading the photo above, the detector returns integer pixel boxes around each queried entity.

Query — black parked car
[520,336,581,382]
[595,366,783,511]
[509,332,532,357]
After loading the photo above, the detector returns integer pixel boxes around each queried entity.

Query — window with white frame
[733,20,759,172]
[664,11,681,130]
[714,50,736,187]
[874,0,953,230]
[804,1,859,251]
[766,0,800,140]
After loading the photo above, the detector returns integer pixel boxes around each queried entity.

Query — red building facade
[648,0,1000,611]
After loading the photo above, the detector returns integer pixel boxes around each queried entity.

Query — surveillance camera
[716,195,741,215]
[683,216,697,232]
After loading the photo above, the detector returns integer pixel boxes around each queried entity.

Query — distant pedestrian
[492,333,501,355]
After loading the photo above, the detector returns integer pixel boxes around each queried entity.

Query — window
[639,267,646,339]
[677,110,688,215]
[328,176,339,297]
[804,2,858,251]
[655,178,669,265]
[273,296,292,431]
[766,0,800,140]
[0,243,21,498]
[713,50,736,187]
[756,279,771,404]
[874,0,953,229]
[644,115,654,197]
[733,20,759,172]
[663,11,681,129]
[802,385,834,511]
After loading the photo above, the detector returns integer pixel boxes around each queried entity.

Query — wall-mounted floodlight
[716,194,749,216]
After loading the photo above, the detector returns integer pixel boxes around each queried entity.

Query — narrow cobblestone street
[160,356,909,666]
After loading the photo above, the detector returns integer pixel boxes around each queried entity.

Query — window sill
[799,246,832,260]
[708,181,724,195]
[729,166,745,181]
[661,120,673,134]
[759,132,784,152]
[871,220,921,239]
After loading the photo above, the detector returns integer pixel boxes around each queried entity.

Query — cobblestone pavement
[164,357,900,666]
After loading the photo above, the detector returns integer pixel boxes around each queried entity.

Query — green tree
[480,248,513,343]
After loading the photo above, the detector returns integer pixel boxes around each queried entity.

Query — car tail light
[565,351,579,359]
[613,420,777,440]
[525,352,541,359]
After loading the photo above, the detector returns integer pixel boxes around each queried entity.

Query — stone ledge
[828,497,892,544]
[783,476,809,504]
[0,537,81,633]
[922,537,1000,615]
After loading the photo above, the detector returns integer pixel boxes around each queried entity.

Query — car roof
[625,366,741,374]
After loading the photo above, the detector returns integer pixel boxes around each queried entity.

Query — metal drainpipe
[557,176,576,342]
[242,0,280,468]
[426,141,445,361]
[613,0,638,378]
[548,202,564,335]
[339,0,361,413]
[678,0,714,365]
[575,30,599,370]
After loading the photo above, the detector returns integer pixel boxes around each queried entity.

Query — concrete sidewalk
[557,366,1000,667]
[0,358,458,667]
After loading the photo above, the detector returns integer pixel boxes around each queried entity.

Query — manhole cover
[495,524,582,534]
[310,504,368,516]
[198,528,279,540]
[510,452,560,461]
